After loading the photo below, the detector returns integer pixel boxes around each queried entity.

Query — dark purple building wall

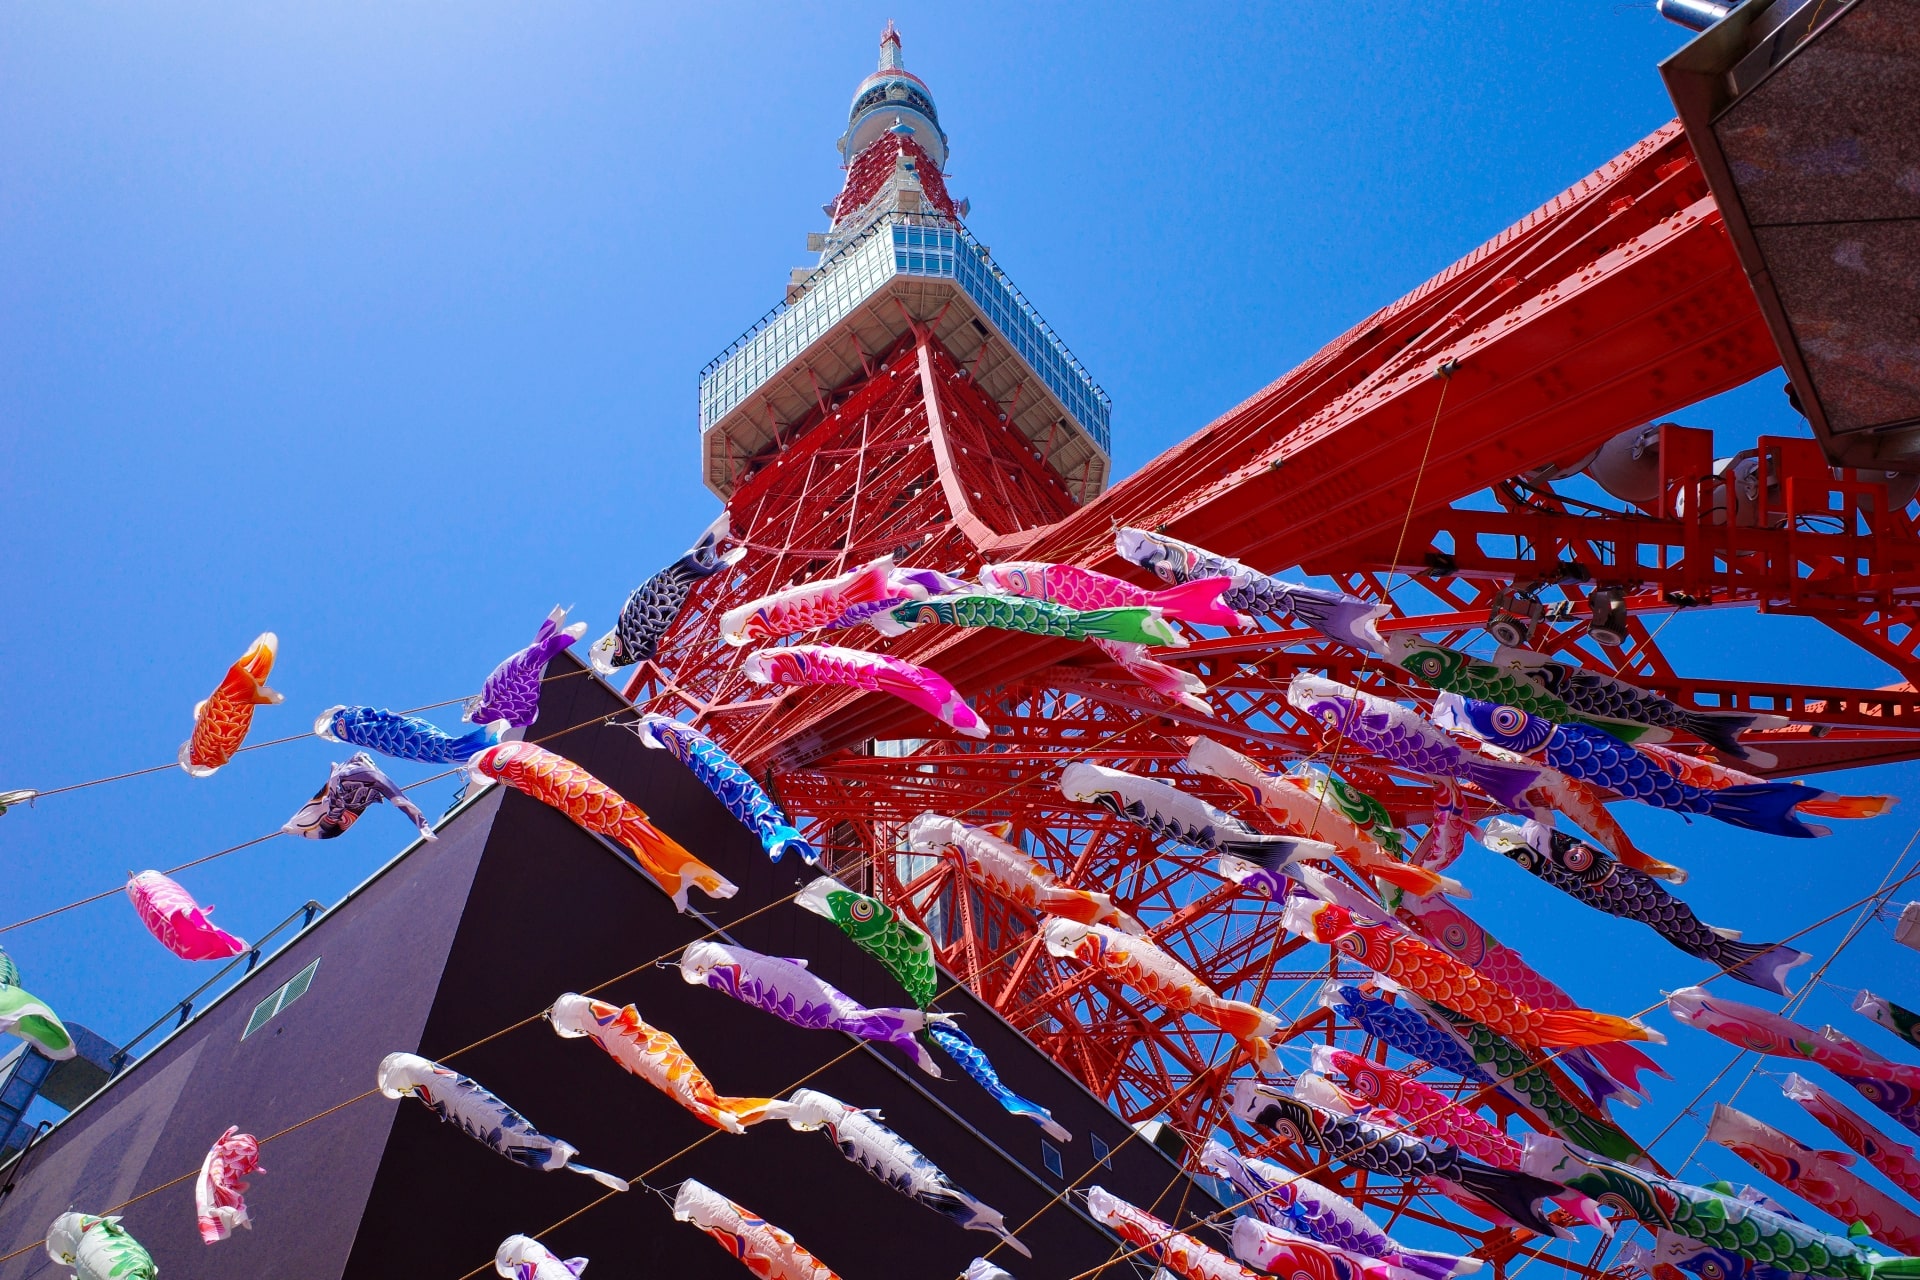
[0,654,1222,1278]
[0,787,501,1279]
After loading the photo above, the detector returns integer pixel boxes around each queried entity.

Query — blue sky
[4,0,1918,1239]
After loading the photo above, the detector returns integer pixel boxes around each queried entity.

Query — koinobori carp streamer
[179,632,282,777]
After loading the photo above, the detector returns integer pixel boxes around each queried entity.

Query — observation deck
[698,210,1112,503]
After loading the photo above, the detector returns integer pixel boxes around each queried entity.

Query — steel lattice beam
[630,121,1920,1279]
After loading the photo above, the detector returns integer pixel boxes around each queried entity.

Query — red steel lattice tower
[629,25,1112,746]
[630,27,1920,1278]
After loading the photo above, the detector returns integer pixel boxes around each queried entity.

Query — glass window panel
[242,958,320,1040]
[242,993,281,1040]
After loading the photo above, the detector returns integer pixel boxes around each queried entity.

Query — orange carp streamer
[1640,743,1896,821]
[469,741,736,912]
[1283,900,1662,1050]
[1044,919,1280,1069]
[1186,737,1466,899]
[1482,743,1687,884]
[548,993,788,1133]
[179,633,283,777]
[1085,1186,1268,1280]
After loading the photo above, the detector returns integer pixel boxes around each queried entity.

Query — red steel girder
[719,122,1788,767]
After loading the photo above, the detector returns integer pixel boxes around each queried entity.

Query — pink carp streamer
[1315,1045,1521,1166]
[1094,638,1216,716]
[195,1126,263,1244]
[743,644,989,739]
[1668,986,1920,1090]
[1784,1072,1920,1202]
[126,871,248,961]
[1708,1102,1920,1253]
[721,556,930,645]
[1313,1046,1608,1230]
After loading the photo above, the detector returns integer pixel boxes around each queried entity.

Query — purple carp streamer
[1288,676,1541,810]
[1480,817,1807,994]
[1116,527,1390,651]
[469,606,586,728]
[1199,1139,1483,1280]
[677,940,952,1076]
[283,752,433,842]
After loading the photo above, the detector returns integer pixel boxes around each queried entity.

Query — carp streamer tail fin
[1445,1163,1564,1236]
[1800,791,1898,820]
[765,823,820,865]
[1149,575,1249,628]
[1714,938,1811,997]
[1286,589,1391,653]
[1362,855,1467,899]
[846,1009,945,1076]
[1571,715,1660,745]
[1458,756,1543,812]
[1531,1007,1665,1048]
[1674,707,1787,766]
[1216,834,1313,871]
[1076,606,1186,648]
[1704,782,1832,839]
[1585,1040,1671,1095]
[723,1096,796,1128]
[1393,1248,1484,1280]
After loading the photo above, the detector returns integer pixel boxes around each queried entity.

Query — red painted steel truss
[628,122,1920,1277]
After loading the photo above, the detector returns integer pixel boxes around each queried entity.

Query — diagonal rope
[1656,827,1919,1173]
[0,670,604,936]
[1038,854,1920,1280]
[17,669,590,803]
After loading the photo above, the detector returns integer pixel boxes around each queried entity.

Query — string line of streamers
[8,522,1920,1280]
